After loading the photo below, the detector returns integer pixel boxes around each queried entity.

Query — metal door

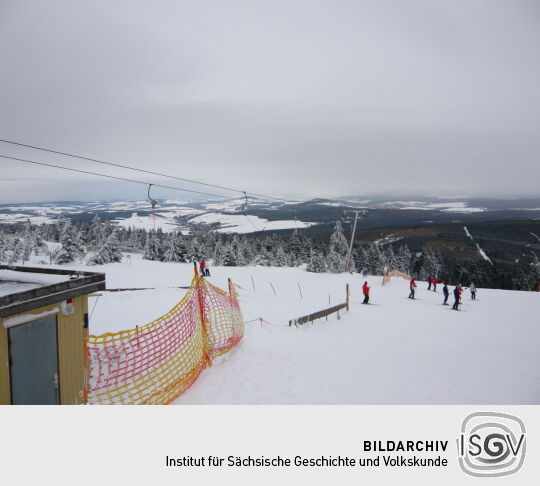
[9,316,60,405]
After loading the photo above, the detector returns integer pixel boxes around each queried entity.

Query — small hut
[0,265,105,405]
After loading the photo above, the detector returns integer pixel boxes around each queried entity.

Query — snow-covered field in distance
[398,201,487,213]
[188,212,315,234]
[1,195,540,233]
[26,254,540,404]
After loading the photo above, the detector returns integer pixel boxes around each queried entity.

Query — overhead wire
[1,138,305,234]
[0,138,300,204]
[1,152,274,234]
[0,154,232,199]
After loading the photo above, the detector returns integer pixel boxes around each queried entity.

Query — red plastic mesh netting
[84,276,244,405]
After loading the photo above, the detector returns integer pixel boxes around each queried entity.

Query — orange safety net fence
[382,269,412,285]
[84,276,244,405]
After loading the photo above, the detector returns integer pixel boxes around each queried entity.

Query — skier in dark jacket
[427,276,433,291]
[362,281,370,304]
[408,278,417,299]
[452,286,461,310]
[442,283,449,305]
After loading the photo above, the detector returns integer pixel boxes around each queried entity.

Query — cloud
[1,1,539,203]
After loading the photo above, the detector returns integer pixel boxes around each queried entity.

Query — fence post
[193,262,199,277]
[346,283,349,311]
[196,276,212,368]
[83,312,89,405]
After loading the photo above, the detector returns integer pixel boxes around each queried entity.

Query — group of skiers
[361,276,477,311]
[409,276,477,310]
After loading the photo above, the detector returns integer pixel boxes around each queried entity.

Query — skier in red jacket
[362,281,370,304]
[432,277,438,292]
[409,278,417,299]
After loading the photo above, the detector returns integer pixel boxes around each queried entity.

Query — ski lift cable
[0,154,233,199]
[0,138,301,204]
[2,153,270,232]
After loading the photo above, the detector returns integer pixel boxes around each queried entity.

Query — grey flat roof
[0,265,106,318]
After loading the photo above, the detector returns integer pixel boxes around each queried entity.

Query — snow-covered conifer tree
[287,233,303,266]
[384,246,399,271]
[186,236,207,262]
[88,228,122,265]
[252,246,270,266]
[272,244,289,267]
[212,240,227,266]
[164,231,187,262]
[330,220,349,256]
[418,248,442,279]
[143,230,163,261]
[222,242,237,266]
[55,220,85,264]
[396,245,412,274]
[90,214,103,245]
[326,249,343,273]
[306,249,327,273]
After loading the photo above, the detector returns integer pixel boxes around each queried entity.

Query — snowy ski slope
[66,255,540,405]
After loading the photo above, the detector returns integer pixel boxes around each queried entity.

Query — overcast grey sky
[1,0,539,203]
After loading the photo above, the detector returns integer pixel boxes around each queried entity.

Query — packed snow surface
[39,254,539,405]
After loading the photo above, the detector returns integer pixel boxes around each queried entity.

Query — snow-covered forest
[1,217,539,291]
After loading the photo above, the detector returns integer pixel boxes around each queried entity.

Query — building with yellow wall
[0,265,105,405]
